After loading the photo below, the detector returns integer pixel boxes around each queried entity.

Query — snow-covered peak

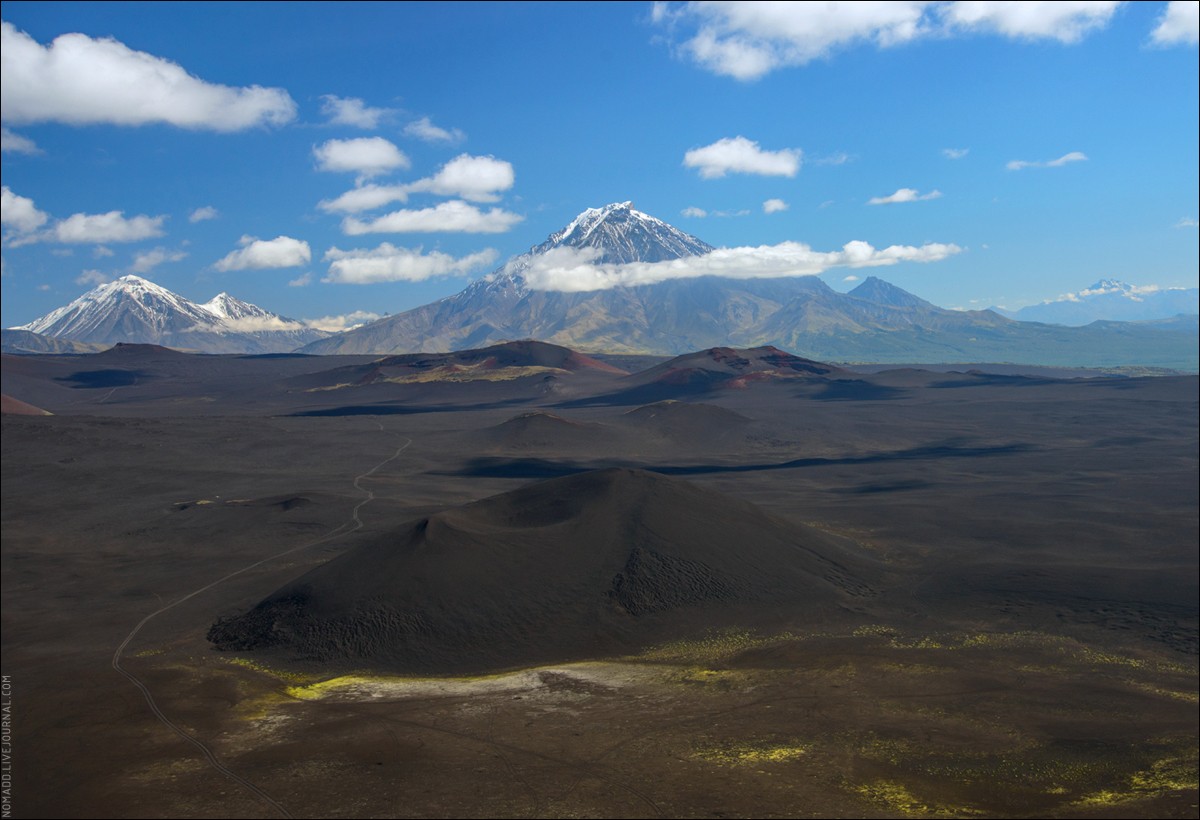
[201,292,272,320]
[12,275,328,350]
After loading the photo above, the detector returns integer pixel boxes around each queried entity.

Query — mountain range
[997,279,1199,325]
[10,275,328,354]
[7,203,1197,370]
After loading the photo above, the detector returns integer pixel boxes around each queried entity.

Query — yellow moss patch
[694,742,811,766]
[224,656,309,683]
[1074,752,1200,807]
[854,779,980,817]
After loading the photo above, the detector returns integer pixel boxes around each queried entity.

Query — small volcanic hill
[209,469,877,673]
[617,400,751,448]
[471,411,619,453]
[597,346,845,403]
[292,340,627,392]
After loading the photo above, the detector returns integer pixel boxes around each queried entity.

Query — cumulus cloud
[1,127,40,154]
[843,274,860,282]
[656,1,931,80]
[519,240,962,293]
[93,245,115,258]
[404,116,466,143]
[0,21,296,131]
[188,205,219,223]
[288,272,313,287]
[303,310,383,333]
[1006,151,1088,170]
[318,184,409,214]
[1,186,49,234]
[942,147,969,159]
[319,95,395,129]
[868,187,943,205]
[342,201,524,235]
[313,137,410,179]
[52,211,166,244]
[681,206,708,218]
[684,136,801,178]
[653,2,1122,79]
[131,247,187,274]
[213,235,311,271]
[763,198,789,214]
[75,269,110,286]
[405,154,515,202]
[323,243,499,284]
[1176,216,1199,228]
[319,154,517,213]
[941,1,1120,43]
[1152,1,1200,45]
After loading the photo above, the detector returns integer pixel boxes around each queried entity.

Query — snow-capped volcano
[526,201,713,266]
[14,275,328,353]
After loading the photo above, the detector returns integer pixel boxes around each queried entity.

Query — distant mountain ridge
[999,279,1199,325]
[12,275,329,354]
[296,203,1194,369]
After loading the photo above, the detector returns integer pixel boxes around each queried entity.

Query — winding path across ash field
[111,423,412,819]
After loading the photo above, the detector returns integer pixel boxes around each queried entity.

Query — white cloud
[313,137,410,179]
[1,186,49,234]
[213,235,311,271]
[0,21,295,131]
[942,147,969,159]
[941,1,1120,43]
[404,116,465,143]
[1006,150,1088,170]
[519,240,962,293]
[213,315,308,333]
[318,183,410,214]
[131,247,187,274]
[868,187,943,205]
[763,198,789,214]
[50,248,74,257]
[1176,216,1200,228]
[684,136,801,178]
[188,205,219,223]
[1,127,40,154]
[323,243,499,284]
[664,1,931,80]
[682,206,708,218]
[843,274,860,282]
[1151,1,1199,45]
[319,95,395,129]
[303,310,382,333]
[319,154,517,213]
[406,154,515,203]
[75,269,110,286]
[288,272,313,287]
[92,245,115,258]
[342,201,524,235]
[654,2,1121,79]
[52,211,166,244]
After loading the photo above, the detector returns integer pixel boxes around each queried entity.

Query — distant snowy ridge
[1000,279,1199,325]
[13,275,328,353]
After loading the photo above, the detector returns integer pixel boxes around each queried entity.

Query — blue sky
[2,1,1197,331]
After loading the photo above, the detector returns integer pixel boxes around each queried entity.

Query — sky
[1,1,1197,331]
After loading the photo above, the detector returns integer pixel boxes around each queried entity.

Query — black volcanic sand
[1,346,1197,818]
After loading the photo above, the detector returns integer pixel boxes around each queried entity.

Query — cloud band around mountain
[516,240,962,293]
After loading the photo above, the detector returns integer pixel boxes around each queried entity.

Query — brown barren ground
[1,346,1196,818]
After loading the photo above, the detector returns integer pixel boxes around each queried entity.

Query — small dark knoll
[209,468,881,674]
